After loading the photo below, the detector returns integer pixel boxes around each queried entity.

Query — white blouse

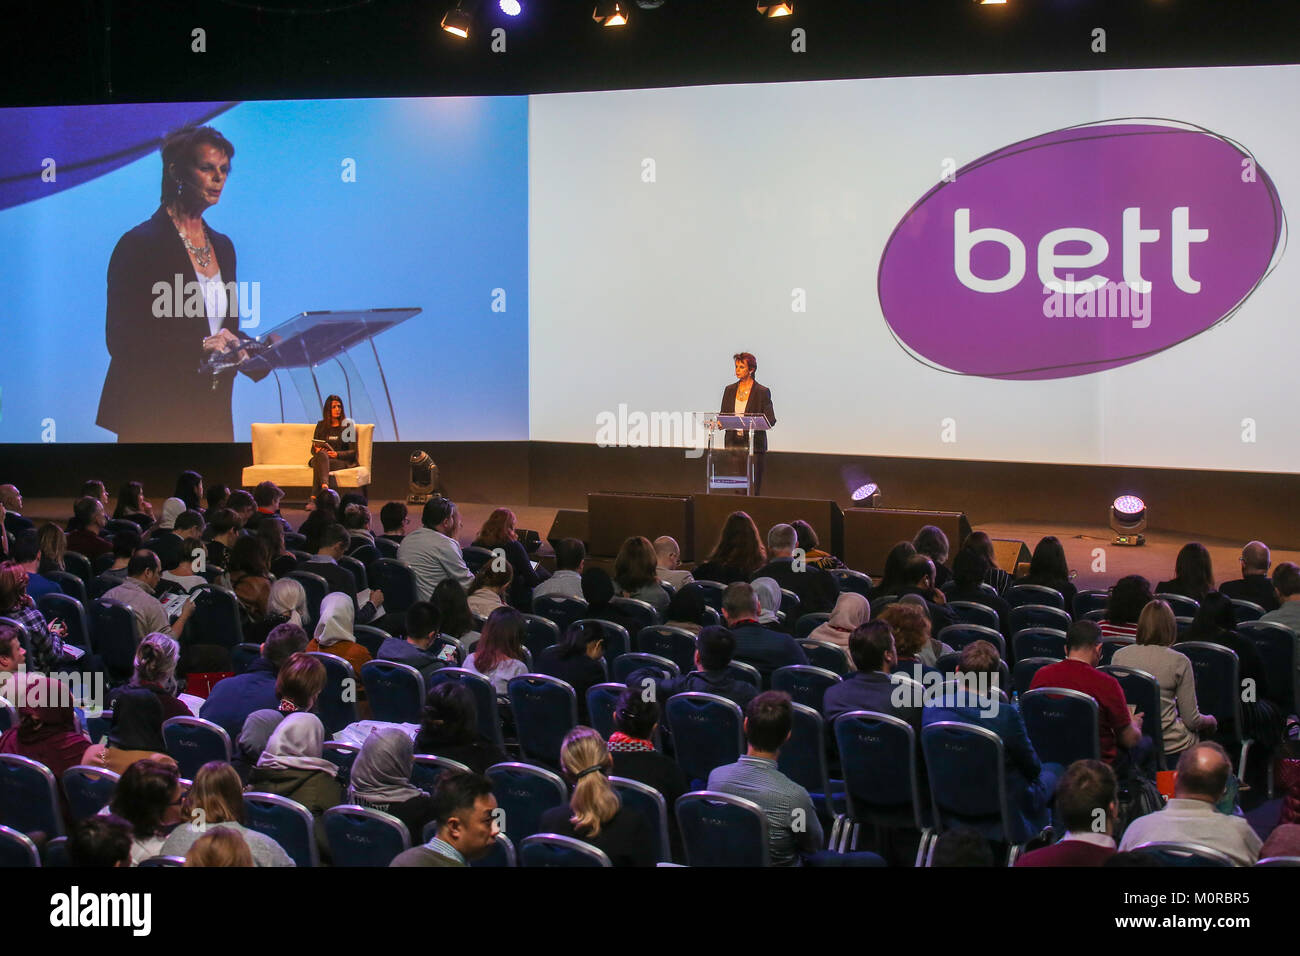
[197,270,228,336]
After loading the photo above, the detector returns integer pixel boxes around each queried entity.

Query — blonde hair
[1136,599,1177,647]
[185,827,254,867]
[560,727,619,838]
[184,761,245,826]
[876,602,932,658]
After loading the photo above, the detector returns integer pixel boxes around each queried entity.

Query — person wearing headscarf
[305,591,372,676]
[750,577,790,633]
[81,686,170,774]
[0,676,90,783]
[808,592,871,664]
[249,713,342,821]
[348,727,436,840]
[156,497,187,532]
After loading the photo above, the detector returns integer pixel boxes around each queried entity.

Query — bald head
[653,536,680,568]
[1241,541,1270,574]
[0,485,19,510]
[1173,742,1231,803]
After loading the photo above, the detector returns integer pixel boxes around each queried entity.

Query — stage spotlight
[408,451,441,505]
[757,1,794,16]
[441,1,477,38]
[1110,494,1147,546]
[973,0,1008,5]
[499,0,521,14]
[841,465,881,507]
[593,1,629,26]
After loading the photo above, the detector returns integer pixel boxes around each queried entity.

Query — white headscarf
[158,498,186,530]
[348,727,424,806]
[751,577,782,625]
[255,712,337,776]
[314,592,355,646]
[808,592,872,648]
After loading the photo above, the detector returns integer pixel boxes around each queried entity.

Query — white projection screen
[528,65,1297,473]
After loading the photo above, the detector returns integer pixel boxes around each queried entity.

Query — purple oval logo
[878,120,1285,379]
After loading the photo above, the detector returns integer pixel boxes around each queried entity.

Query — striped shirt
[707,756,823,866]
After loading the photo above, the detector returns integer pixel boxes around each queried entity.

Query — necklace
[170,211,212,268]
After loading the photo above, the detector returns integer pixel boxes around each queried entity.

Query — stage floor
[23,498,1300,592]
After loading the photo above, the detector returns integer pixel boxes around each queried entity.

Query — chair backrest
[426,668,505,751]
[348,543,380,569]
[36,592,90,649]
[286,570,330,621]
[374,536,400,560]
[323,805,411,866]
[1011,657,1058,698]
[778,588,801,621]
[507,674,578,769]
[1130,841,1235,867]
[462,546,496,575]
[1229,599,1265,624]
[0,824,39,867]
[231,642,262,675]
[938,623,1005,657]
[531,595,590,636]
[637,625,698,673]
[726,660,762,689]
[681,580,725,611]
[830,569,873,597]
[162,716,234,779]
[519,613,560,659]
[63,551,93,585]
[794,612,830,641]
[48,569,90,605]
[486,761,568,844]
[675,791,770,867]
[244,791,320,867]
[360,659,426,724]
[351,624,388,658]
[90,598,137,680]
[321,742,360,786]
[1099,665,1165,766]
[664,692,745,784]
[1073,589,1110,618]
[1012,628,1067,662]
[798,638,850,676]
[61,765,121,821]
[1006,584,1064,610]
[1177,641,1244,741]
[574,618,630,664]
[410,754,472,793]
[1237,621,1298,714]
[1099,635,1135,665]
[609,596,660,634]
[835,710,926,832]
[469,831,517,867]
[585,683,627,740]
[776,702,831,798]
[519,833,612,867]
[0,753,64,838]
[1256,856,1300,867]
[1155,593,1201,618]
[609,775,671,863]
[612,652,679,685]
[947,601,1000,630]
[305,651,360,735]
[1008,604,1071,634]
[138,855,187,867]
[1083,609,1108,622]
[43,834,71,867]
[367,558,419,611]
[920,721,1013,841]
[1019,687,1100,765]
[770,665,842,714]
[337,554,368,592]
[184,584,245,649]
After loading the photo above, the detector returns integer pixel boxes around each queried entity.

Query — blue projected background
[0,96,529,443]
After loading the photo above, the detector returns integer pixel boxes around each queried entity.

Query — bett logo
[877,119,1285,379]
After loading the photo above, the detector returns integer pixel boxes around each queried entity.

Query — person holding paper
[720,352,775,495]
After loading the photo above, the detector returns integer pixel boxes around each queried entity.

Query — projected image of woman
[96,124,257,442]
[720,351,776,495]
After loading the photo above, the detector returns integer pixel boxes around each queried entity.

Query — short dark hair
[733,351,757,373]
[930,827,993,866]
[1106,575,1153,625]
[11,534,40,564]
[379,501,407,532]
[253,481,283,507]
[68,815,133,867]
[174,510,205,534]
[848,620,894,672]
[1056,759,1117,833]
[205,508,240,538]
[431,770,493,829]
[952,547,988,589]
[405,601,440,642]
[555,537,586,571]
[913,525,950,565]
[613,685,659,739]
[81,480,107,499]
[421,682,478,747]
[160,124,235,204]
[722,581,758,620]
[318,523,349,551]
[422,496,455,529]
[695,625,735,671]
[72,496,102,526]
[342,503,370,531]
[227,490,255,512]
[264,622,309,670]
[111,529,141,560]
[1066,618,1103,653]
[903,554,935,587]
[110,758,180,839]
[1273,562,1300,598]
[205,484,230,511]
[128,549,160,577]
[744,690,792,752]
[0,624,22,660]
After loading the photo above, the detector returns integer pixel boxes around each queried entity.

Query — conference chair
[352,624,388,658]
[777,702,844,835]
[486,762,568,844]
[183,584,245,650]
[1008,604,1071,635]
[36,592,90,650]
[1130,841,1234,867]
[727,660,762,689]
[321,742,360,787]
[1011,657,1058,698]
[920,721,1026,863]
[48,569,90,606]
[0,753,64,838]
[675,791,770,867]
[1100,664,1166,770]
[519,833,612,867]
[938,624,1005,657]
[337,554,368,592]
[90,598,137,684]
[244,792,320,868]
[798,639,851,676]
[1179,641,1258,784]
[162,716,234,780]
[1019,687,1100,766]
[1073,589,1110,619]
[61,766,120,821]
[1256,856,1300,867]
[794,612,831,641]
[835,710,933,864]
[830,569,873,598]
[138,856,187,867]
[507,674,578,769]
[231,642,262,675]
[610,776,672,864]
[1230,599,1266,624]
[427,668,506,751]
[360,659,426,724]
[283,531,309,550]
[410,754,472,793]
[462,546,496,575]
[367,559,419,611]
[63,551,93,586]
[1155,593,1201,619]
[531,595,589,636]
[305,651,360,735]
[771,664,842,715]
[665,692,744,787]
[42,835,70,868]
[469,832,517,867]
[1011,628,1067,662]
[947,601,1000,631]
[287,570,330,622]
[574,618,630,664]
[681,580,726,611]
[1099,636,1134,666]
[374,537,400,560]
[779,589,801,621]
[585,683,627,740]
[1006,584,1065,610]
[637,625,698,673]
[609,596,660,635]
[1238,621,1298,715]
[612,652,679,686]
[323,805,411,867]
[0,825,40,867]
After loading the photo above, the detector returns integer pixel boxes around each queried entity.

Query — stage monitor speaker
[587,493,694,560]
[692,495,844,564]
[842,508,972,577]
[991,538,1032,576]
[546,509,589,552]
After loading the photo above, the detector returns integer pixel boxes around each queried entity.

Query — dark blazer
[537,804,656,867]
[1219,575,1280,612]
[535,646,607,722]
[97,205,258,441]
[3,513,33,537]
[752,558,839,616]
[720,381,776,453]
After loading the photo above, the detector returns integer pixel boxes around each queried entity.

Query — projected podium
[233,308,421,441]
[701,412,771,496]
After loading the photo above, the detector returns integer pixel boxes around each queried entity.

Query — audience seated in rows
[297,522,383,624]
[751,577,788,633]
[249,712,342,824]
[83,686,170,775]
[1219,540,1279,612]
[663,586,707,636]
[106,757,184,864]
[879,602,945,680]
[871,542,915,602]
[244,578,309,644]
[723,581,806,682]
[896,554,958,633]
[348,727,436,840]
[236,653,327,770]
[752,522,838,615]
[0,560,67,671]
[68,815,134,867]
[379,502,409,543]
[467,563,512,621]
[414,682,508,773]
[150,508,204,575]
[186,827,255,867]
[66,495,113,559]
[201,622,310,741]
[1019,535,1077,611]
[1155,542,1216,603]
[912,525,952,589]
[376,600,447,683]
[532,537,585,601]
[160,761,294,866]
[12,535,60,601]
[1015,760,1119,867]
[580,566,644,637]
[107,633,190,722]
[0,673,90,782]
[960,531,1013,596]
[823,620,918,730]
[433,579,480,650]
[649,625,758,710]
[1260,562,1300,632]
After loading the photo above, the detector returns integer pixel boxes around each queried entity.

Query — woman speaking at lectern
[719,352,776,496]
